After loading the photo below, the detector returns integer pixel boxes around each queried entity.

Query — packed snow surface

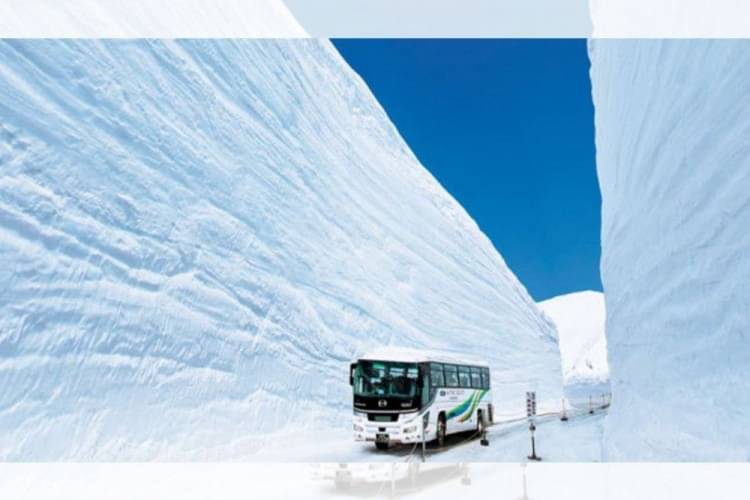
[0,39,562,460]
[538,291,608,384]
[590,39,750,460]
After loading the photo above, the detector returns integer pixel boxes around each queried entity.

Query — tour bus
[350,347,492,449]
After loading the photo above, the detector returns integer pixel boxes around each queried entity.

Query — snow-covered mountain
[538,291,607,384]
[0,39,562,459]
[590,39,750,460]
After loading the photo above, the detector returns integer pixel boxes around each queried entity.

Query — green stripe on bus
[446,389,488,421]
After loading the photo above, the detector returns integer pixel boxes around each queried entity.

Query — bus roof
[356,347,490,368]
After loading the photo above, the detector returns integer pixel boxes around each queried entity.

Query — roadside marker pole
[589,395,594,415]
[421,412,428,462]
[526,391,542,461]
[560,398,568,422]
[527,420,541,461]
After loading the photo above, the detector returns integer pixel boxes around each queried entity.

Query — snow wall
[539,291,607,385]
[0,39,562,459]
[590,39,750,460]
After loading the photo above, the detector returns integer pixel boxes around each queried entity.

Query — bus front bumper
[353,418,432,445]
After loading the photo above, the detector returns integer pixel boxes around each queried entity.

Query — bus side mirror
[349,363,356,386]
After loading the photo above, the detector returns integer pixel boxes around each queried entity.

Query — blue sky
[333,39,601,301]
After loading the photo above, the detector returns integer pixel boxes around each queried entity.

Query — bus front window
[354,361,420,398]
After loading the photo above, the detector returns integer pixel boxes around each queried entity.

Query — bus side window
[458,366,471,388]
[444,365,459,387]
[470,367,482,388]
[430,363,445,389]
[481,368,490,389]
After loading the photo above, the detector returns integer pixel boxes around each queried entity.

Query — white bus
[350,347,493,449]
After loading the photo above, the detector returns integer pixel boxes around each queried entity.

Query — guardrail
[401,392,613,462]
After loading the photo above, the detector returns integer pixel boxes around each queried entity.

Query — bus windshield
[353,360,420,399]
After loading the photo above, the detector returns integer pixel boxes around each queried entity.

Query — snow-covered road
[264,403,607,463]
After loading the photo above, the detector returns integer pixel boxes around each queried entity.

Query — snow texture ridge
[539,291,607,384]
[0,40,562,460]
[590,39,750,460]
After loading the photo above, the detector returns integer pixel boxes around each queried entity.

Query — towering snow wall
[0,39,562,459]
[539,291,607,385]
[590,39,750,460]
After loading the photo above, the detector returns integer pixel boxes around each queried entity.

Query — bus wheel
[437,414,447,448]
[375,441,389,451]
[476,410,485,435]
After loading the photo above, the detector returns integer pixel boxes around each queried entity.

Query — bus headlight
[353,423,364,432]
[403,425,417,434]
